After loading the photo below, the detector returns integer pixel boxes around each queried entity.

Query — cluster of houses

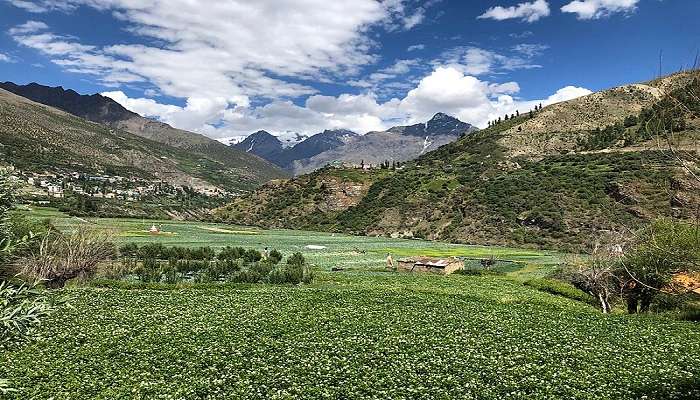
[15,170,226,201]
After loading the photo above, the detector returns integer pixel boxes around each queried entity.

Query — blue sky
[0,0,698,141]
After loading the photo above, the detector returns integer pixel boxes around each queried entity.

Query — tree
[568,248,619,313]
[618,219,700,313]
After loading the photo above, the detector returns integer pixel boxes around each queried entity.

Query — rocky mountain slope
[216,72,700,250]
[0,88,268,193]
[234,130,287,163]
[215,167,392,229]
[0,82,286,188]
[290,113,476,175]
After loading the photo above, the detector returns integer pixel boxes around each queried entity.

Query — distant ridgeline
[233,113,477,175]
[0,82,287,218]
[215,71,700,251]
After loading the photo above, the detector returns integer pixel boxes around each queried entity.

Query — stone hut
[397,257,464,275]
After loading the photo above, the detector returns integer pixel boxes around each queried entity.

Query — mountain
[0,86,285,196]
[289,113,476,175]
[215,71,700,250]
[0,82,286,188]
[215,167,392,229]
[388,112,474,137]
[285,129,358,162]
[234,130,286,161]
[234,128,358,171]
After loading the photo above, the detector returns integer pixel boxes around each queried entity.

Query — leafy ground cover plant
[1,274,698,399]
[524,278,596,305]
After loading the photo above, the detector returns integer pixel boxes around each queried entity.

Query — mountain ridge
[0,82,287,188]
[235,113,476,175]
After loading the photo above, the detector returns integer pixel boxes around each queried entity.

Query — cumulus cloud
[407,44,426,52]
[8,1,430,103]
[561,0,639,20]
[478,0,551,23]
[105,66,591,139]
[6,1,589,143]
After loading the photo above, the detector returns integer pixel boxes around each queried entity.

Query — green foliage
[1,280,65,349]
[109,243,296,285]
[267,252,313,284]
[621,219,700,313]
[16,228,116,288]
[2,276,700,398]
[524,278,596,305]
[678,304,700,322]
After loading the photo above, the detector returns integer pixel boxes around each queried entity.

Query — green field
[21,207,560,277]
[4,208,699,399]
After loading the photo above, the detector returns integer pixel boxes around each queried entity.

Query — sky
[0,0,699,143]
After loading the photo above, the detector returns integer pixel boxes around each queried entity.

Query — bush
[135,258,161,283]
[16,227,116,288]
[266,253,313,284]
[1,280,65,349]
[678,305,700,322]
[524,278,595,305]
[268,249,283,264]
[454,268,505,276]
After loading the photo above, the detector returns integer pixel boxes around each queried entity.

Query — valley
[2,2,700,398]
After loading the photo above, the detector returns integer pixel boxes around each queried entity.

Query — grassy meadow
[3,207,699,399]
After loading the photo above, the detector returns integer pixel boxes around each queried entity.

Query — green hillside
[216,72,700,251]
[0,88,284,193]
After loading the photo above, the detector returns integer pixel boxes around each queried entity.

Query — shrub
[16,227,116,288]
[268,249,283,264]
[243,249,262,263]
[454,268,505,276]
[266,253,313,284]
[524,278,595,305]
[1,280,65,349]
[135,258,161,283]
[118,243,139,258]
[678,305,700,322]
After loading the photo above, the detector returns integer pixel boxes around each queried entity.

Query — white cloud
[348,58,422,91]
[7,20,48,35]
[439,46,546,76]
[105,66,590,139]
[407,44,426,52]
[5,0,77,13]
[0,53,14,63]
[8,1,427,104]
[478,0,551,23]
[512,43,549,58]
[6,1,589,143]
[561,0,639,19]
[102,90,229,133]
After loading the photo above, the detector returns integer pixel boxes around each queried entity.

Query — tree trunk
[626,294,639,314]
[597,293,609,314]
